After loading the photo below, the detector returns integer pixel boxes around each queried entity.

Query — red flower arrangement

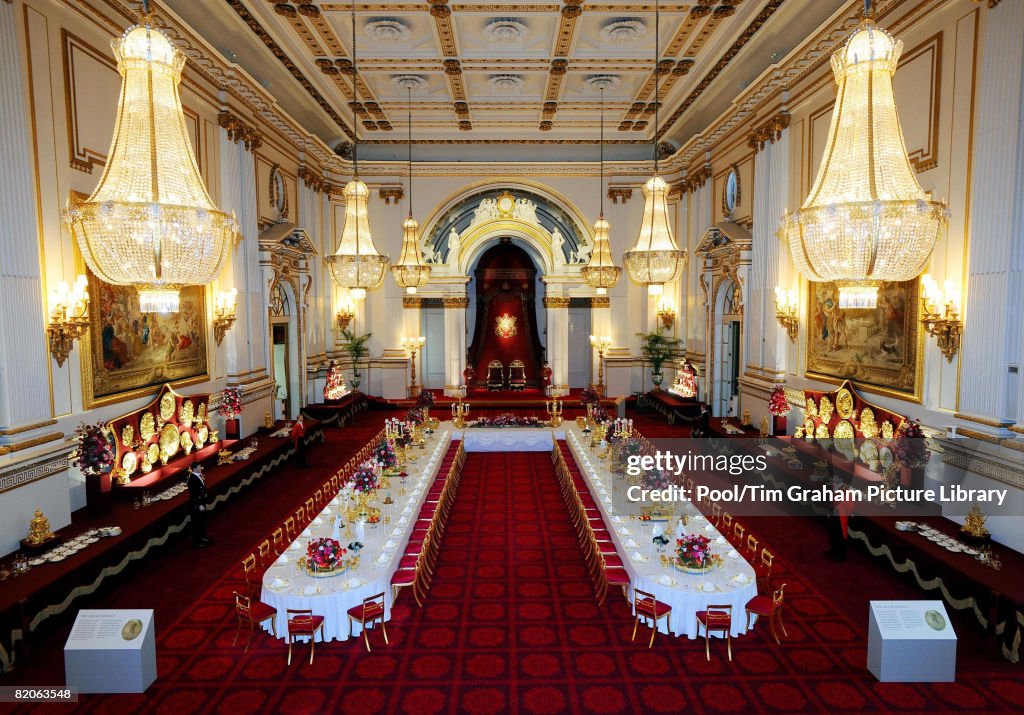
[893,419,930,468]
[676,534,716,570]
[373,439,397,471]
[306,537,345,571]
[72,421,114,477]
[351,463,379,493]
[768,385,790,417]
[219,386,243,419]
[416,390,436,409]
[469,414,544,428]
[405,408,425,425]
[579,388,601,407]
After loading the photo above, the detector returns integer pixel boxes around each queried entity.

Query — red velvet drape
[468,243,545,388]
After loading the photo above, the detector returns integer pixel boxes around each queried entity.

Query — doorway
[567,304,592,388]
[714,280,743,417]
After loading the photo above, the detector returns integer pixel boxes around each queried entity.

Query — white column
[546,297,569,388]
[0,0,49,433]
[959,1,1024,427]
[444,297,467,390]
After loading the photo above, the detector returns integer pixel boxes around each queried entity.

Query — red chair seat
[399,554,419,569]
[604,554,624,568]
[391,570,416,585]
[745,595,775,615]
[596,541,617,554]
[635,596,671,617]
[347,601,385,621]
[249,600,277,622]
[288,614,324,635]
[605,568,630,585]
[696,610,731,628]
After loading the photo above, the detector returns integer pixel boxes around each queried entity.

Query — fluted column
[959,1,1024,429]
[545,295,570,389]
[0,0,49,433]
[443,295,467,390]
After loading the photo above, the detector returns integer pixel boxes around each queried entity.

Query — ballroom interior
[1,0,1022,712]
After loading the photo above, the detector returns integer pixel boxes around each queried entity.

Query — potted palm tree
[637,330,683,391]
[340,329,372,390]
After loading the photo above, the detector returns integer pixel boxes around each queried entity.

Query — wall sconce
[47,275,90,367]
[213,288,238,345]
[774,286,799,342]
[337,301,355,331]
[920,274,962,362]
[657,298,676,330]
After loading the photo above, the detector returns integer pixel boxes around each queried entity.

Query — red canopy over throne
[468,242,545,389]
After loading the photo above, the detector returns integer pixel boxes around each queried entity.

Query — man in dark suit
[693,403,711,438]
[822,441,849,562]
[187,464,212,548]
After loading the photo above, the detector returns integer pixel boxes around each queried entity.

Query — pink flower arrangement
[893,419,930,467]
[351,463,379,493]
[219,386,243,419]
[469,414,544,428]
[373,439,397,470]
[306,537,344,571]
[579,388,601,407]
[768,385,790,417]
[72,421,115,477]
[416,390,436,409]
[676,534,714,569]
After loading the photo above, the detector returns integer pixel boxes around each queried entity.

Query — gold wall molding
[0,419,58,437]
[590,296,610,308]
[899,32,943,173]
[543,296,571,309]
[403,295,424,308]
[0,432,64,457]
[746,111,791,152]
[61,29,116,174]
[442,295,468,308]
[378,186,405,204]
[298,165,333,194]
[607,187,632,204]
[218,110,263,151]
[953,412,1014,429]
[680,165,712,194]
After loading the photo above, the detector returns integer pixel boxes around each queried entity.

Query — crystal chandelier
[581,85,621,295]
[326,2,389,299]
[622,0,685,296]
[391,86,430,294]
[783,4,948,309]
[64,12,235,313]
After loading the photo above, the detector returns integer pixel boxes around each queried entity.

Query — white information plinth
[64,609,156,693]
[867,600,956,682]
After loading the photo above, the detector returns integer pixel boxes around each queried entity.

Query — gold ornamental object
[121,424,134,447]
[179,399,194,428]
[147,443,160,465]
[859,407,879,439]
[819,397,834,423]
[881,421,895,440]
[26,509,55,545]
[815,423,830,441]
[197,425,209,447]
[140,412,156,441]
[160,392,175,422]
[180,431,194,455]
[805,397,818,417]
[263,411,275,429]
[159,423,179,463]
[836,388,854,419]
[121,451,138,476]
[961,505,990,538]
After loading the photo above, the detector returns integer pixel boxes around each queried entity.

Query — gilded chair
[286,609,325,665]
[284,517,297,541]
[696,604,733,661]
[732,522,745,545]
[632,588,672,648]
[347,592,388,652]
[508,359,527,391]
[746,533,759,557]
[746,583,788,644]
[241,553,261,598]
[487,360,504,391]
[232,591,276,653]
[720,512,733,532]
[757,548,775,590]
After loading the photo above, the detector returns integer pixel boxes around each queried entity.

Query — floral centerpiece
[73,421,115,479]
[579,388,601,407]
[373,439,398,475]
[640,468,670,491]
[219,386,243,419]
[674,534,719,574]
[416,390,435,409]
[405,407,425,425]
[351,463,379,494]
[469,414,544,428]
[305,537,346,576]
[893,419,930,468]
[768,385,790,416]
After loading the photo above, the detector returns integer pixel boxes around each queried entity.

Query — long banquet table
[456,424,565,452]
[564,426,758,638]
[260,430,452,642]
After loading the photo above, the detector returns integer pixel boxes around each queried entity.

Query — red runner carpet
[8,447,1019,714]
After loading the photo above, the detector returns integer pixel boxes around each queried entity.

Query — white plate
[29,558,45,566]
[268,578,290,591]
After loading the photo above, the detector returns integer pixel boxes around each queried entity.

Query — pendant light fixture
[622,0,685,296]
[783,0,948,309]
[391,85,431,294]
[64,1,235,313]
[326,1,389,300]
[581,84,621,295]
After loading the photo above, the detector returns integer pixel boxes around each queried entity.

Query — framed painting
[805,279,922,402]
[81,271,209,408]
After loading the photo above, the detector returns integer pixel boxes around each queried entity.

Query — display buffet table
[260,430,451,642]
[456,424,564,452]
[563,426,758,639]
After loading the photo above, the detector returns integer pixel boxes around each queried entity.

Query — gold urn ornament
[264,411,275,429]
[961,504,990,539]
[27,509,55,545]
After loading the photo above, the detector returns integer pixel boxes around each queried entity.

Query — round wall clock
[723,165,740,217]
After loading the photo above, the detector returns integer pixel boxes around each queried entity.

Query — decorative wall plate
[834,419,855,441]
[197,403,207,423]
[180,431,194,455]
[121,452,137,476]
[859,407,878,439]
[140,456,152,473]
[160,392,175,421]
[197,425,209,447]
[121,424,134,447]
[880,446,894,467]
[805,397,818,417]
[836,388,854,419]
[180,400,195,428]
[881,421,894,440]
[818,397,834,423]
[160,424,179,461]
[834,419,856,459]
[815,423,830,440]
[804,418,814,434]
[140,412,156,441]
[147,443,160,464]
[860,439,879,467]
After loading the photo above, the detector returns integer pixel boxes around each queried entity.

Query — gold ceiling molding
[607,187,633,204]
[442,295,469,308]
[218,111,263,151]
[591,296,610,308]
[378,186,405,204]
[543,296,571,309]
[679,164,712,194]
[298,165,334,194]
[403,295,424,308]
[746,111,791,152]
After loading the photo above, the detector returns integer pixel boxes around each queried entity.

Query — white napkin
[289,541,302,551]
[399,516,409,525]
[391,527,403,537]
[271,577,285,588]
[612,516,624,524]
[276,554,289,565]
[303,585,316,596]
[630,551,645,562]
[658,574,675,586]
[703,582,715,593]
[704,524,715,533]
[346,577,361,588]
[302,528,312,537]
[385,539,398,550]
[626,539,639,549]
[376,553,389,564]
[312,517,324,525]
[727,549,739,559]
[715,536,726,545]
[735,573,749,584]
[695,515,706,522]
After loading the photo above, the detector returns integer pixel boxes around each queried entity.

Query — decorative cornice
[543,296,571,309]
[378,186,405,205]
[0,449,72,495]
[0,432,65,456]
[607,187,632,204]
[0,419,58,437]
[680,165,712,194]
[403,295,424,308]
[218,111,263,151]
[441,295,468,308]
[941,440,1024,489]
[298,165,333,194]
[591,296,610,308]
[747,111,791,152]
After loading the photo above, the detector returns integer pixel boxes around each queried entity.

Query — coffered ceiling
[163,0,847,161]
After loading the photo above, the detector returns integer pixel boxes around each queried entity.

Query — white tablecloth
[565,427,758,639]
[260,431,452,642]
[454,423,564,452]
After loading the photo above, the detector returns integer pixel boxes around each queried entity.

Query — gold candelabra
[774,287,799,342]
[46,275,90,367]
[451,384,470,428]
[920,274,963,362]
[336,301,355,331]
[657,297,675,330]
[546,388,564,427]
[213,288,238,346]
[589,335,611,397]
[401,336,426,397]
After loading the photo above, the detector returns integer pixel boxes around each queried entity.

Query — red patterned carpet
[8,443,1020,714]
